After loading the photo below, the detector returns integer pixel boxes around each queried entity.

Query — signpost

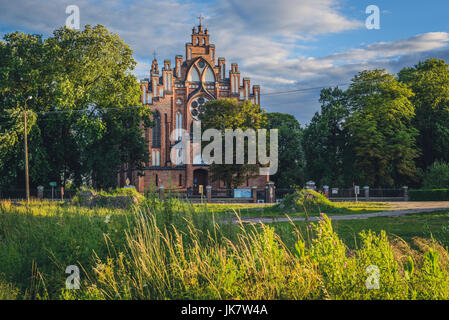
[49,182,57,201]
[199,185,204,203]
[234,189,252,199]
[354,185,360,202]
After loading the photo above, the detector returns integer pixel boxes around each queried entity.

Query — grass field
[1,198,449,300]
[269,211,449,250]
[198,201,391,217]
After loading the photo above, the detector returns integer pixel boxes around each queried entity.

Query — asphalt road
[238,201,449,224]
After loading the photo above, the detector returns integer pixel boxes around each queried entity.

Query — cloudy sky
[1,0,449,124]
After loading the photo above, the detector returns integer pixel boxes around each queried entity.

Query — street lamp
[24,96,32,203]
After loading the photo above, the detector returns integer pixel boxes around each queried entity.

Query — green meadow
[1,197,449,300]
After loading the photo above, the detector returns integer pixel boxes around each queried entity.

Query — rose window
[190,96,209,120]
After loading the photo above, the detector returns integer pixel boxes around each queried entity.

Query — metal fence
[0,189,77,201]
[274,187,406,202]
[0,187,407,203]
[328,188,405,201]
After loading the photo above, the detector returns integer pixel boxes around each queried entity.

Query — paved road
[238,201,449,224]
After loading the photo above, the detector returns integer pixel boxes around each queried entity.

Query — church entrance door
[193,169,208,195]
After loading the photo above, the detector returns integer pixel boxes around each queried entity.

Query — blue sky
[1,0,449,124]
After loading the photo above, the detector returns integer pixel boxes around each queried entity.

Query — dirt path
[385,201,449,210]
[238,201,449,224]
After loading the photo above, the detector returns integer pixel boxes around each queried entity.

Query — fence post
[159,185,165,201]
[252,186,258,203]
[364,186,370,201]
[266,182,275,203]
[37,186,44,201]
[306,181,316,191]
[403,186,408,202]
[206,185,212,203]
[323,186,329,198]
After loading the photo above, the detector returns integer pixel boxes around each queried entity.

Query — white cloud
[209,0,362,40]
[1,1,448,124]
[0,0,197,57]
[324,32,449,63]
[259,33,449,124]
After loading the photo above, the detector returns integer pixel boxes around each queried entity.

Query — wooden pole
[24,105,29,203]
[23,96,32,203]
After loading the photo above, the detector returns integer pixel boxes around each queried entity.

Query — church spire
[196,14,206,33]
[151,51,159,75]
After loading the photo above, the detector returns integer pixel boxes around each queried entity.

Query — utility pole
[24,96,32,203]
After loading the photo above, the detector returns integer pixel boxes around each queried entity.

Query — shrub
[409,189,449,201]
[278,189,338,213]
[72,187,144,208]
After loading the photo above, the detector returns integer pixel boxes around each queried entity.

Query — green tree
[0,32,48,190]
[0,25,150,191]
[345,70,419,187]
[398,59,449,171]
[199,98,267,190]
[266,112,304,188]
[302,87,351,187]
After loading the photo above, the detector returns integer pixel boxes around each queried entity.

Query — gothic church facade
[118,21,268,194]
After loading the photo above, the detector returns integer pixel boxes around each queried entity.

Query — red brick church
[118,19,269,194]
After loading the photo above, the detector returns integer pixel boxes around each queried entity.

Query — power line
[34,105,149,115]
[0,105,150,121]
[0,77,384,121]
[260,83,351,96]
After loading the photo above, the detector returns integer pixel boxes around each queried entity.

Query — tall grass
[64,206,449,300]
[1,198,449,300]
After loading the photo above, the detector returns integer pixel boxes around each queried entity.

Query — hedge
[409,189,449,201]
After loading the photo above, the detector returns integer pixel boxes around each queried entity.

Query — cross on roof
[152,50,157,60]
[197,14,204,26]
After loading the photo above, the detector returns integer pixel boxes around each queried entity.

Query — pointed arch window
[187,68,201,82]
[176,112,183,141]
[152,111,161,147]
[204,67,215,83]
[152,150,160,166]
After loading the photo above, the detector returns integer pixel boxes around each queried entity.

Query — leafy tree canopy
[0,25,150,191]
[303,87,352,187]
[199,98,267,189]
[266,112,304,188]
[398,58,449,170]
[345,70,419,187]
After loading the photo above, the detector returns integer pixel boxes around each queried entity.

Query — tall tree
[199,98,267,190]
[302,87,351,187]
[0,25,150,191]
[345,70,419,187]
[266,112,304,188]
[398,58,449,171]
